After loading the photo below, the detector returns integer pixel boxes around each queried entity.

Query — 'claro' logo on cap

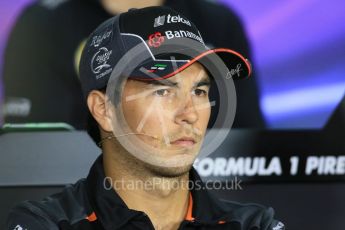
[148,32,165,48]
[91,47,112,74]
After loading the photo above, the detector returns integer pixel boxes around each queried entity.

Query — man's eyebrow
[194,76,211,87]
[195,80,211,87]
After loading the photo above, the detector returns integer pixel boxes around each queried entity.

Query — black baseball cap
[79,6,252,97]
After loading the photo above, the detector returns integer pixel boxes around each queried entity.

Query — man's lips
[170,137,196,147]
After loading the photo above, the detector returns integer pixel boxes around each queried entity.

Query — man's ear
[87,90,113,132]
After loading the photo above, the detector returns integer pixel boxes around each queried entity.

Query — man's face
[119,62,211,173]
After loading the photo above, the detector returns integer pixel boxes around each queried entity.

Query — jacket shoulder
[6,179,90,229]
[6,200,59,230]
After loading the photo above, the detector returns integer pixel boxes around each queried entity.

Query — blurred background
[0,0,344,229]
[221,0,345,129]
[1,0,344,128]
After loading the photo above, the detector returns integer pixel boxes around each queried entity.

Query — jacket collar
[86,154,232,229]
[86,155,139,229]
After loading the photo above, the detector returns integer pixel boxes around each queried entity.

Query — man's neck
[102,145,190,230]
[100,0,165,15]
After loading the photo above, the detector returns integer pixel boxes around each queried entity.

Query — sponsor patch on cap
[91,47,113,79]
[90,30,113,48]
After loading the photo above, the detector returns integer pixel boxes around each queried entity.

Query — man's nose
[174,96,198,125]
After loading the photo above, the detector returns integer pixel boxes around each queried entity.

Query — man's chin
[145,163,193,178]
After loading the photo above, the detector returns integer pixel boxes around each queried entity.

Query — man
[2,0,265,129]
[6,7,283,230]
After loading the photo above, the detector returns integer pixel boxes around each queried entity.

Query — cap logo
[90,30,112,47]
[167,14,191,27]
[148,63,167,73]
[165,30,205,45]
[226,64,243,79]
[154,15,165,27]
[91,47,112,74]
[148,32,165,48]
[153,14,191,27]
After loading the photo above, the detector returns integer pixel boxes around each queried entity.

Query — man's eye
[154,89,170,96]
[193,88,208,97]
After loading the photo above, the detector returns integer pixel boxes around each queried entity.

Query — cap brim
[128,48,252,81]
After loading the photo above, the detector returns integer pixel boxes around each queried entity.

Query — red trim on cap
[130,48,252,81]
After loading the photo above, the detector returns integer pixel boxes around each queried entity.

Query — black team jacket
[7,155,285,229]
